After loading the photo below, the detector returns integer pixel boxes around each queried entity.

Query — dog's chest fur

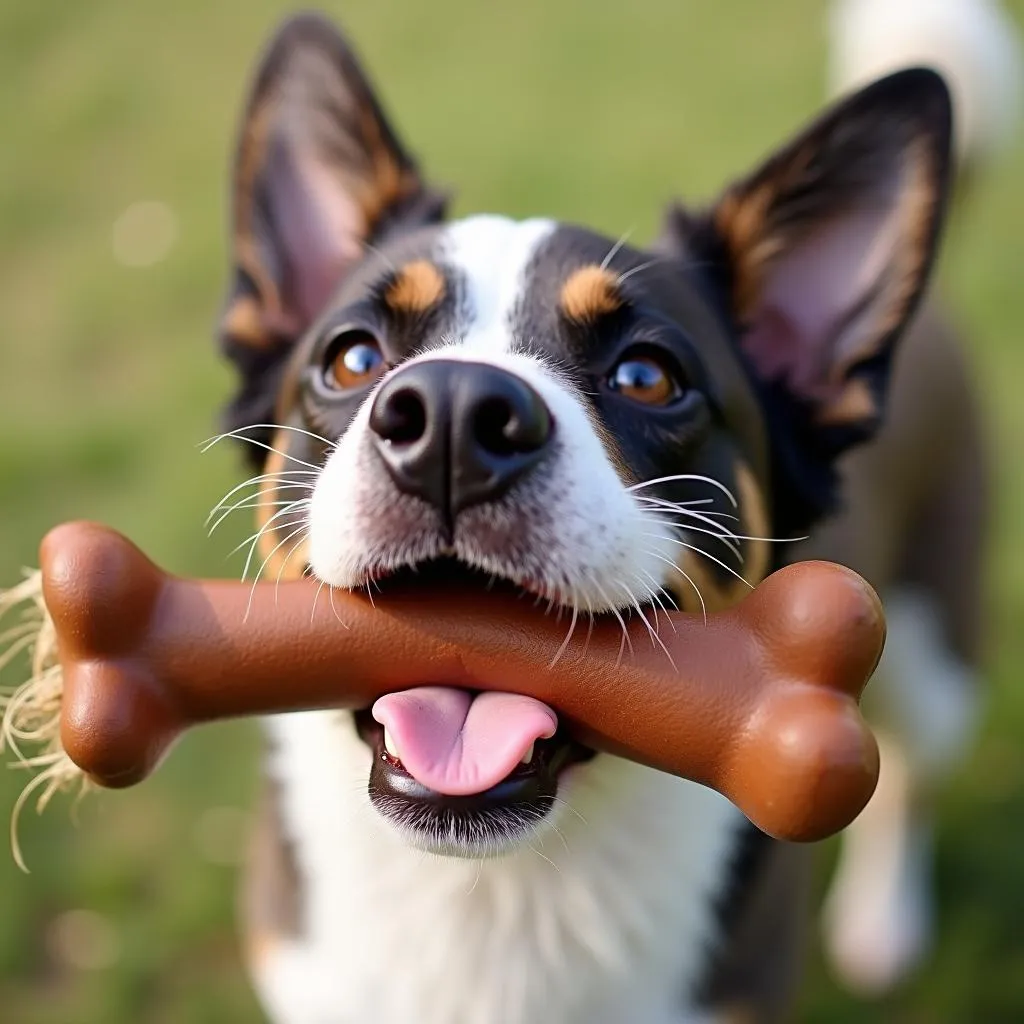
[255,710,742,1024]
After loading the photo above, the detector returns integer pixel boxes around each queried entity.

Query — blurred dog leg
[823,599,980,993]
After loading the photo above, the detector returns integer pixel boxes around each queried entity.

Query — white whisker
[645,550,708,625]
[620,582,677,672]
[628,474,738,507]
[636,498,741,522]
[595,583,633,665]
[549,605,580,669]
[653,535,755,590]
[664,518,805,548]
[614,257,665,288]
[636,569,679,631]
[206,472,317,524]
[634,495,717,508]
[208,496,312,537]
[310,578,328,624]
[245,524,308,622]
[465,858,485,897]
[328,584,349,628]
[644,522,743,564]
[546,794,588,826]
[528,841,561,875]
[543,819,572,857]
[661,507,744,542]
[200,423,337,450]
[236,503,310,582]
[274,532,310,602]
[200,431,325,472]
[580,596,597,660]
[599,227,635,271]
[229,500,310,558]
[639,498,804,545]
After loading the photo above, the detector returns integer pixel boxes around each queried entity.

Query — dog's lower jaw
[257,709,745,1024]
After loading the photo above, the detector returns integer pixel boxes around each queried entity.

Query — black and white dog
[212,9,996,1021]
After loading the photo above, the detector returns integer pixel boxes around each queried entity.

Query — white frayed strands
[0,570,87,871]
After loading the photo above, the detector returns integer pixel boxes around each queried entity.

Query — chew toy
[1,520,884,848]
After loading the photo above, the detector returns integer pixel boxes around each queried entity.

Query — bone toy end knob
[41,522,184,787]
[723,561,884,841]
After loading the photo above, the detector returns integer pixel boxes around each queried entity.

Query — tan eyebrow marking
[560,265,624,323]
[221,294,271,348]
[815,377,878,428]
[383,260,447,315]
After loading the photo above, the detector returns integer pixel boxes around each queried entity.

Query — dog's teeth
[384,730,401,759]
[520,743,535,765]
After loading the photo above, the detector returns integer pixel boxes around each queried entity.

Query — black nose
[368,360,554,529]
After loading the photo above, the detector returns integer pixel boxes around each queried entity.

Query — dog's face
[217,15,951,857]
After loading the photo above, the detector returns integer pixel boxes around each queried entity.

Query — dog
[209,9,992,1022]
[815,0,1021,996]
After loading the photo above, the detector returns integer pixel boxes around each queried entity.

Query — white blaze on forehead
[440,215,556,352]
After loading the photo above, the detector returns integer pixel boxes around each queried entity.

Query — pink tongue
[371,688,558,796]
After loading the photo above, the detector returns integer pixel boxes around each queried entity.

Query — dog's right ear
[218,13,447,445]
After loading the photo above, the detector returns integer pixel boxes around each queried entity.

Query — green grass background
[1,1,1023,1020]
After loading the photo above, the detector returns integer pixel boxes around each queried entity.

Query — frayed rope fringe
[0,570,89,871]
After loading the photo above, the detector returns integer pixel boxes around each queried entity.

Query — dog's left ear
[218,13,447,445]
[668,68,953,456]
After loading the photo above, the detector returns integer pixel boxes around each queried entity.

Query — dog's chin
[356,708,594,858]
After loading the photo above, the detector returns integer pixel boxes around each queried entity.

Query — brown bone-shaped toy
[40,520,884,843]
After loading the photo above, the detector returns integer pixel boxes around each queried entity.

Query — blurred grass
[0,1,1022,1021]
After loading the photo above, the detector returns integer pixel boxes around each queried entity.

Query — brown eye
[323,330,385,391]
[608,352,682,406]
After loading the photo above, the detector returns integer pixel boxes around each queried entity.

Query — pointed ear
[218,13,447,440]
[694,68,953,452]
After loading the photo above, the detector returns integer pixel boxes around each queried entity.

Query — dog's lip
[358,555,563,608]
[355,708,595,800]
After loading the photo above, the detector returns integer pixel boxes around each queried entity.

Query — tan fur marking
[355,101,421,227]
[256,436,310,578]
[671,461,771,614]
[242,782,304,977]
[560,265,623,323]
[734,460,772,588]
[719,135,936,376]
[234,94,285,327]
[713,141,826,321]
[222,294,271,348]
[714,178,788,319]
[232,51,421,335]
[384,260,446,315]
[816,377,878,428]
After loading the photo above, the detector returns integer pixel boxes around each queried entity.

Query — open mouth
[352,557,596,853]
[355,707,593,854]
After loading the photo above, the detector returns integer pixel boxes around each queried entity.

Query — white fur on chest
[255,710,742,1024]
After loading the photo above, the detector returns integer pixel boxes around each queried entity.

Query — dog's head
[217,14,952,856]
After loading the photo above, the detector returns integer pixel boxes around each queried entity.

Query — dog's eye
[608,352,682,406]
[323,330,385,391]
